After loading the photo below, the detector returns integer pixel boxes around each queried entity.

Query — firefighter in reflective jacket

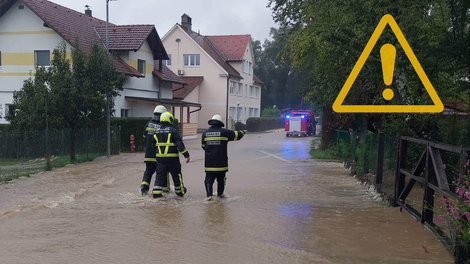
[152,112,190,198]
[140,105,170,196]
[201,114,245,199]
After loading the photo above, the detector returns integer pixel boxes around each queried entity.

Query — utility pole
[106,0,110,158]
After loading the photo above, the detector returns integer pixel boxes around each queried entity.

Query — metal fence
[333,129,398,196]
[0,128,121,159]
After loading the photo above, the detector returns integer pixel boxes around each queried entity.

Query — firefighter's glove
[186,157,191,163]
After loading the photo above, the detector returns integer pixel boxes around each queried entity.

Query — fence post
[352,130,358,162]
[86,126,89,160]
[422,143,434,224]
[376,132,385,185]
[363,131,368,174]
[62,129,65,155]
[394,136,407,206]
[118,125,122,154]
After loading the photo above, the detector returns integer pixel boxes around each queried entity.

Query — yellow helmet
[160,112,174,124]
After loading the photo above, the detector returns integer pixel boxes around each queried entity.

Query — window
[242,60,252,75]
[245,84,248,97]
[183,54,200,66]
[250,86,260,98]
[121,109,130,117]
[163,54,172,66]
[237,83,243,96]
[35,50,50,67]
[229,81,236,95]
[236,107,242,121]
[137,59,146,75]
[249,108,254,117]
[229,107,236,120]
[254,108,259,117]
[6,104,16,117]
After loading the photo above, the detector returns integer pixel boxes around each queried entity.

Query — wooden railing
[394,136,470,262]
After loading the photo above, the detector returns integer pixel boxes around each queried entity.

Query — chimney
[181,14,192,32]
[85,5,92,17]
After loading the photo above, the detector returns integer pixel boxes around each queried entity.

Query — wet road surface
[0,131,453,263]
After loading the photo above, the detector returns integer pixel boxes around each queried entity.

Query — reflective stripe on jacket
[201,126,244,172]
[143,119,160,162]
[152,124,190,162]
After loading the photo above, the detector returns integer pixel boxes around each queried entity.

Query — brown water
[0,131,453,263]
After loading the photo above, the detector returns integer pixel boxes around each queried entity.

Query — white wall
[162,26,228,130]
[0,0,72,124]
[227,40,261,124]
[173,86,200,124]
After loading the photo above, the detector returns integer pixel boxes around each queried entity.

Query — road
[0,130,453,263]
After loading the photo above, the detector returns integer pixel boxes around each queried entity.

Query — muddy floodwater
[0,130,453,263]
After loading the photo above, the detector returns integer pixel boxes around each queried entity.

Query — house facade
[162,14,263,130]
[0,0,194,126]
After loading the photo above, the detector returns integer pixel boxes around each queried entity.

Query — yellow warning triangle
[332,15,444,113]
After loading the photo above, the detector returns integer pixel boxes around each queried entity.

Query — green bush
[234,122,247,131]
[111,117,179,152]
[261,107,281,118]
[246,117,284,132]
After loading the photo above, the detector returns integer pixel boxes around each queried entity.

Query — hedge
[111,117,179,152]
[234,122,247,131]
[246,117,284,132]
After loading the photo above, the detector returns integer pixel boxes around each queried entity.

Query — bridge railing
[394,136,470,263]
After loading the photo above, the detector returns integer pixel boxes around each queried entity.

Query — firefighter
[152,112,190,198]
[140,105,170,196]
[201,114,245,200]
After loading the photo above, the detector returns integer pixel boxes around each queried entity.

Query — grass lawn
[0,158,28,167]
[0,168,44,183]
[0,153,102,183]
[309,139,340,160]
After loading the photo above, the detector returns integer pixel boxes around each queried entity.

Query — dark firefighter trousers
[141,162,169,190]
[153,160,186,197]
[204,172,226,197]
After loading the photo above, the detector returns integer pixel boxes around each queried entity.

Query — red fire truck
[284,110,316,137]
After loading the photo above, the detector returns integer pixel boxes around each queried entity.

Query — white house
[162,14,264,130]
[0,0,199,132]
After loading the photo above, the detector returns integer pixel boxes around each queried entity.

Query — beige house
[0,0,202,138]
[162,14,264,130]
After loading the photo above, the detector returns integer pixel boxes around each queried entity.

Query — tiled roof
[172,76,204,99]
[206,35,251,61]
[94,25,154,51]
[179,26,242,79]
[1,0,166,77]
[253,74,264,85]
[153,61,187,85]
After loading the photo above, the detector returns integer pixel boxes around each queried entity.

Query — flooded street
[0,131,453,263]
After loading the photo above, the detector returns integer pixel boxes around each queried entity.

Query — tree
[269,0,469,146]
[254,27,310,111]
[8,41,125,161]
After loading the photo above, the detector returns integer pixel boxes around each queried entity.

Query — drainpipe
[226,77,230,128]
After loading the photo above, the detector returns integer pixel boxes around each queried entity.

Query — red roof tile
[153,61,187,85]
[94,25,154,51]
[206,35,251,62]
[172,76,204,99]
[179,26,242,79]
[0,0,167,77]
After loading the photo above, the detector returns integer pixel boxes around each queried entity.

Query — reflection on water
[0,132,454,264]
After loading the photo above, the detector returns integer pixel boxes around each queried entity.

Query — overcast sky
[50,0,278,42]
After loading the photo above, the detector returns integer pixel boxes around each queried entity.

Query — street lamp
[105,0,116,158]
